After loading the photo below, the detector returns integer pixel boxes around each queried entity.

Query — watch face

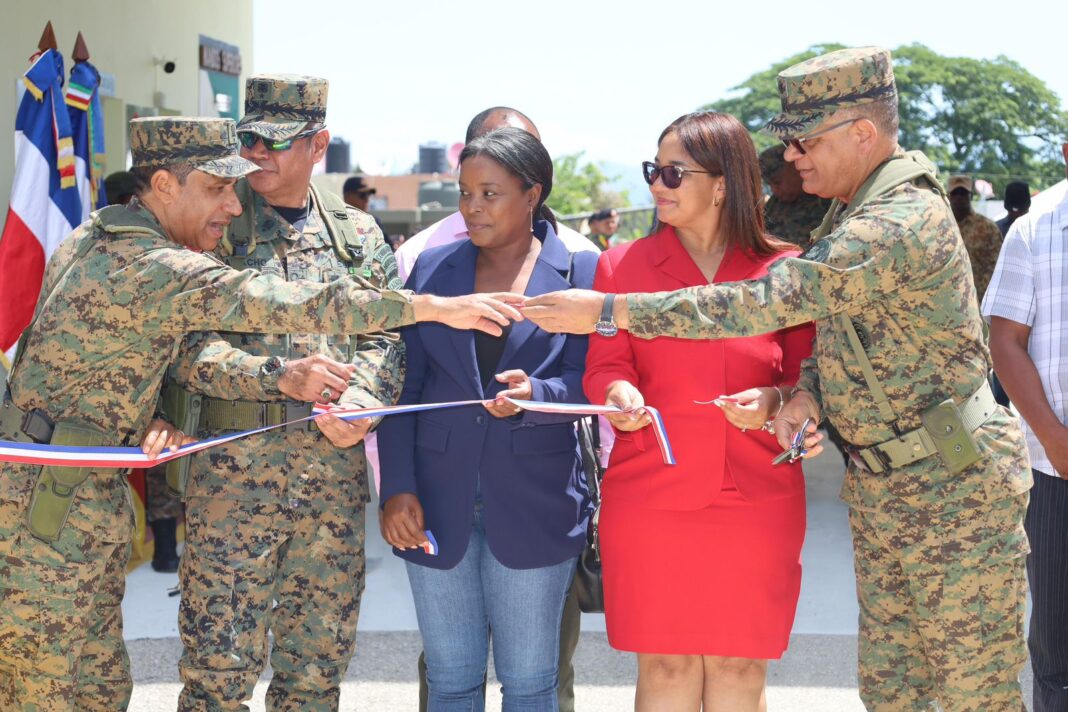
[595,321,618,337]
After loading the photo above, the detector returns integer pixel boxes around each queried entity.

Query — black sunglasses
[238,127,323,152]
[781,118,859,155]
[642,161,714,189]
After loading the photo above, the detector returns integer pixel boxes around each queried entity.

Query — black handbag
[574,415,606,613]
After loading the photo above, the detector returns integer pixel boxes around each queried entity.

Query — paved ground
[122,440,1035,710]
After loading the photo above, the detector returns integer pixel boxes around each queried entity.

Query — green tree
[548,152,629,216]
[705,44,1068,191]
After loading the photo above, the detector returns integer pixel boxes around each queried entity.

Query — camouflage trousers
[144,463,182,522]
[0,496,132,712]
[850,493,1030,712]
[177,497,366,712]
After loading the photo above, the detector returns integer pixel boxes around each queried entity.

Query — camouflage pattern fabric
[0,200,413,711]
[145,464,182,522]
[238,74,328,140]
[0,499,131,712]
[129,117,258,178]
[624,145,1031,707]
[764,192,830,247]
[171,186,403,711]
[851,494,1028,711]
[759,144,788,179]
[178,499,365,712]
[956,211,1004,300]
[763,46,897,139]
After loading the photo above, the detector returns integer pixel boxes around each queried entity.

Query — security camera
[155,57,177,74]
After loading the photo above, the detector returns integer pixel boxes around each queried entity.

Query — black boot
[150,517,179,573]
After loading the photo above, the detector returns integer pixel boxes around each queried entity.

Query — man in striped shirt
[983,141,1068,712]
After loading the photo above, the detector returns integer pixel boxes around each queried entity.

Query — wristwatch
[594,294,618,337]
[260,355,287,394]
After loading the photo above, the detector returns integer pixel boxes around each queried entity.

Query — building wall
[0,0,253,218]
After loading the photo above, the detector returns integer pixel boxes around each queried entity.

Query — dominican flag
[0,48,82,357]
[67,58,107,217]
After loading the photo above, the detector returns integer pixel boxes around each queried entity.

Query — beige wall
[0,0,253,217]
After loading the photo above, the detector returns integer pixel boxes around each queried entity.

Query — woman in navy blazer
[378,128,595,712]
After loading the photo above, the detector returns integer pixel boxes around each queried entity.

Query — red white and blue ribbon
[0,398,676,470]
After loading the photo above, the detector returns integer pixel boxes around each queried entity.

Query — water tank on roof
[418,180,459,209]
[419,143,448,174]
[326,138,351,174]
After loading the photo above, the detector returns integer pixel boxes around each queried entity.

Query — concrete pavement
[121,440,1035,710]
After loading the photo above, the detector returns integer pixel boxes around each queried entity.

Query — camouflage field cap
[237,74,329,140]
[762,46,897,139]
[759,144,788,179]
[129,117,259,178]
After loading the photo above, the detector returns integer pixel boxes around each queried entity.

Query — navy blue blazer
[378,222,597,570]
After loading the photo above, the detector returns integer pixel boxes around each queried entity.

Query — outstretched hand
[416,293,525,335]
[521,289,606,334]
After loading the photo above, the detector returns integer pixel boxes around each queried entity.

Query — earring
[529,205,534,233]
[713,196,722,207]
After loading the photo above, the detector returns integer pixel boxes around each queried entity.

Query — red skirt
[599,483,806,658]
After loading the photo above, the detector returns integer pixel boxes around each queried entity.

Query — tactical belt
[845,380,997,474]
[199,397,317,432]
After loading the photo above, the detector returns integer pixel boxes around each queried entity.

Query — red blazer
[583,226,815,510]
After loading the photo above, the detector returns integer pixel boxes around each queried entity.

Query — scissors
[772,417,814,465]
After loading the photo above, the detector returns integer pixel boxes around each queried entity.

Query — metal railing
[557,206,657,244]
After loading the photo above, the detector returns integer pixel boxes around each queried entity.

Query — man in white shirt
[982,141,1068,712]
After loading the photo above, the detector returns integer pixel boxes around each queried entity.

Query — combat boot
[150,517,179,573]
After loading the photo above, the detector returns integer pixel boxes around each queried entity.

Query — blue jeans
[405,509,577,712]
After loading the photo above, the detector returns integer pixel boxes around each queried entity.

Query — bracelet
[762,386,786,433]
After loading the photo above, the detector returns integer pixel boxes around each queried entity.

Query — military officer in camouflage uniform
[759,143,830,247]
[947,174,1004,300]
[169,75,404,712]
[524,47,1031,712]
[0,116,521,712]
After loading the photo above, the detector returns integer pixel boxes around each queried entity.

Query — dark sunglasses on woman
[642,161,714,189]
[238,126,323,152]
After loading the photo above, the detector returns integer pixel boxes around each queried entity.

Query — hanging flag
[0,48,82,358]
[67,57,108,217]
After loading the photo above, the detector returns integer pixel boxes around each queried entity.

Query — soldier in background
[169,75,405,712]
[759,144,829,247]
[0,116,514,712]
[948,174,1004,300]
[524,47,1031,711]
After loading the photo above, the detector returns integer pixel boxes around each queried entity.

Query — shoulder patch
[801,238,833,263]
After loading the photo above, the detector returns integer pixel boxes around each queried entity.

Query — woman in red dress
[583,111,816,711]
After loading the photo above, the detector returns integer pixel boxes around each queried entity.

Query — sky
[253,0,1068,202]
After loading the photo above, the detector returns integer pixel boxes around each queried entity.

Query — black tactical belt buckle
[21,408,55,444]
[283,402,316,432]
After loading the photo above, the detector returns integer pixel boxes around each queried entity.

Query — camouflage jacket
[0,201,413,540]
[764,192,831,247]
[170,184,405,507]
[625,150,1031,514]
[957,211,1004,300]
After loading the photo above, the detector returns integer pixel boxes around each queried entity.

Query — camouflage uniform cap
[129,116,259,178]
[762,46,897,140]
[238,74,329,140]
[759,144,788,179]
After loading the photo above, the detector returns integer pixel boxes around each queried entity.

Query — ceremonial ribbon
[0,399,675,469]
